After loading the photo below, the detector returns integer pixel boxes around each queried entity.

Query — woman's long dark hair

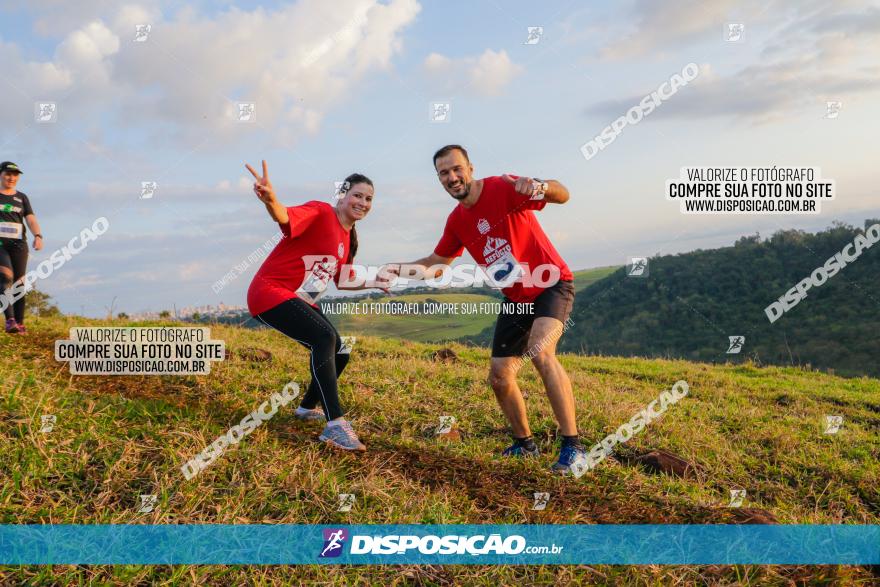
[339,172,372,265]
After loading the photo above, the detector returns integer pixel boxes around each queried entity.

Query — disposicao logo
[319,528,348,558]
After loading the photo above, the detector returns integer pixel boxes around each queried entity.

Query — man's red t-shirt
[248,200,350,316]
[433,176,572,303]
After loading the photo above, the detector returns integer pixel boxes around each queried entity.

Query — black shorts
[491,280,575,358]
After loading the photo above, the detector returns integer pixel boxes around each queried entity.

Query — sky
[0,0,878,316]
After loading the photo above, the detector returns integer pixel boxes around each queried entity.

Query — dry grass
[1,315,878,585]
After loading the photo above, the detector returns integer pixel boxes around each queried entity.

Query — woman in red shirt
[245,160,382,452]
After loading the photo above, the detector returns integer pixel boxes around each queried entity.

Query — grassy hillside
[561,222,880,378]
[1,315,878,584]
[571,265,618,291]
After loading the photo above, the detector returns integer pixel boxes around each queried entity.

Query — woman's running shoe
[5,319,21,334]
[319,420,366,452]
[294,406,326,421]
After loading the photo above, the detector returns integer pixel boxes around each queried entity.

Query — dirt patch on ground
[432,348,458,363]
[235,347,274,362]
[354,438,731,525]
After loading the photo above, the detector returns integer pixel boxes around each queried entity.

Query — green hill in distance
[560,220,880,378]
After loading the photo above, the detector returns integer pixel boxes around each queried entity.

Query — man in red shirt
[389,145,584,475]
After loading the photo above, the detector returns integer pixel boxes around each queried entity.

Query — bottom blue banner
[0,525,877,565]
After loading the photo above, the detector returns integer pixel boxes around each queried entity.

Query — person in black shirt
[0,162,43,334]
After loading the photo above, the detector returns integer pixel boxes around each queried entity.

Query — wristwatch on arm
[530,178,550,201]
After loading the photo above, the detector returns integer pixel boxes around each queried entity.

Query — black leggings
[255,297,349,421]
[0,242,28,323]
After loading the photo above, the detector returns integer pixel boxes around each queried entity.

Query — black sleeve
[20,193,34,216]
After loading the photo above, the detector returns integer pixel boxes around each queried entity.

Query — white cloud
[0,0,421,146]
[423,48,523,97]
[214,177,252,192]
[116,0,420,144]
[598,0,746,60]
[56,21,119,66]
[588,2,880,122]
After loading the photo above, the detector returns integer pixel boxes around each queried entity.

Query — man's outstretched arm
[501,174,570,204]
[540,179,570,204]
[384,252,456,281]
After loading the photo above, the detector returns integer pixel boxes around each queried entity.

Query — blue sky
[0,0,878,316]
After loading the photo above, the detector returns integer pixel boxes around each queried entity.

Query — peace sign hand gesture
[245,160,276,204]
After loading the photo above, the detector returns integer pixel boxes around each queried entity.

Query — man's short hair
[432,144,470,167]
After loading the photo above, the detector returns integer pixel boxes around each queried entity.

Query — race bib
[485,249,524,289]
[297,258,336,304]
[0,222,22,239]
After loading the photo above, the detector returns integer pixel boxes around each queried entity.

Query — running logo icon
[569,453,589,478]
[134,24,151,42]
[138,494,157,513]
[436,415,456,434]
[524,26,543,45]
[430,102,450,123]
[39,414,56,433]
[824,101,842,119]
[35,102,57,123]
[728,489,746,507]
[319,528,348,558]
[337,494,355,512]
[237,103,256,122]
[626,257,648,278]
[141,181,158,199]
[726,23,744,42]
[333,181,346,200]
[726,336,745,354]
[338,336,356,354]
[532,492,550,510]
[824,415,843,434]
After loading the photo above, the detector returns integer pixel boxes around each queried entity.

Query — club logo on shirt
[483,236,512,264]
[1,204,22,214]
[477,218,490,235]
[338,242,344,258]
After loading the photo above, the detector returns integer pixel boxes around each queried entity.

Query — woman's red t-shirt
[247,200,350,316]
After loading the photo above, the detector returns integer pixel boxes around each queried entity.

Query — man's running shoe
[5,319,20,334]
[502,439,540,458]
[551,443,588,476]
[319,420,366,452]
[294,406,326,421]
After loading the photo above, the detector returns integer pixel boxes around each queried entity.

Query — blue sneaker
[294,406,326,421]
[502,440,540,458]
[551,443,588,476]
[319,420,366,452]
